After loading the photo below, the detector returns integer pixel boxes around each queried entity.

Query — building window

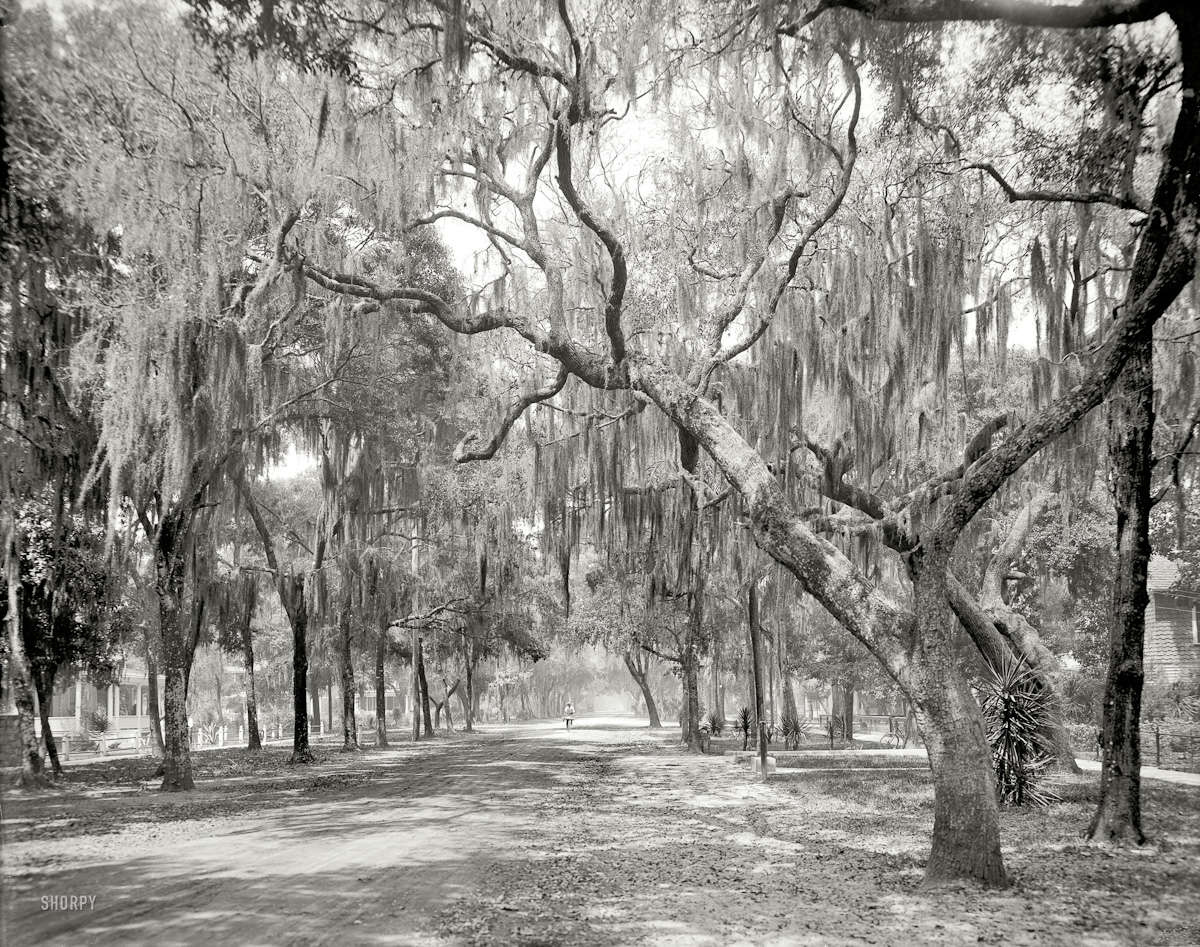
[386,695,395,712]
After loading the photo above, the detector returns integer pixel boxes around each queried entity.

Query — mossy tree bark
[155,505,196,792]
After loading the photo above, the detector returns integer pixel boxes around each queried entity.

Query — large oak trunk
[1088,343,1153,843]
[157,535,195,792]
[911,557,1006,888]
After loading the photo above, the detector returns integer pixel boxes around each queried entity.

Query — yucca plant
[978,659,1060,807]
[88,711,114,755]
[701,711,726,737]
[779,711,811,750]
[733,706,755,751]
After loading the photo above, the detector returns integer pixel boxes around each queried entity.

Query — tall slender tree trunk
[375,624,389,748]
[241,603,262,751]
[143,625,165,754]
[417,637,433,734]
[1088,343,1153,843]
[287,576,314,763]
[748,579,769,776]
[34,667,62,778]
[843,681,855,743]
[909,550,1006,888]
[339,601,360,752]
[623,652,662,728]
[462,640,476,733]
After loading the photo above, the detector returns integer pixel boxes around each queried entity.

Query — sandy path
[3,721,622,947]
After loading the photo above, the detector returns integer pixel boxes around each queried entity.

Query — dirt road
[3,717,1198,947]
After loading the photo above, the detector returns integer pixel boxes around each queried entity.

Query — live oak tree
[178,0,1198,885]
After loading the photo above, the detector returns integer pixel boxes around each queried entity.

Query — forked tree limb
[454,366,570,462]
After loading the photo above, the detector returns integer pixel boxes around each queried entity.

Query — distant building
[1145,555,1200,684]
[34,658,162,750]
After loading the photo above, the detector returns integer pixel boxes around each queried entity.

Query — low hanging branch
[780,0,1173,32]
[387,597,474,630]
[965,162,1149,214]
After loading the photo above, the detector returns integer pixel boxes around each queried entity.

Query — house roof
[1148,555,1181,592]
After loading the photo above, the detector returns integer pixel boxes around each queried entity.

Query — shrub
[700,710,725,736]
[978,659,1060,807]
[779,710,812,749]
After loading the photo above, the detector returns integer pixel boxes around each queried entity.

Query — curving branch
[298,260,623,390]
[554,120,629,365]
[403,207,529,258]
[454,365,570,462]
[966,162,1150,214]
[552,0,629,366]
[782,0,1173,32]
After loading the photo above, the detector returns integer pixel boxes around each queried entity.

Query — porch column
[75,679,84,730]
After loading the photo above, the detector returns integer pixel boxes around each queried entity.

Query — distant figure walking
[564,701,575,730]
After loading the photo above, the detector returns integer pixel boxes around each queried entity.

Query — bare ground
[1,717,1198,947]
